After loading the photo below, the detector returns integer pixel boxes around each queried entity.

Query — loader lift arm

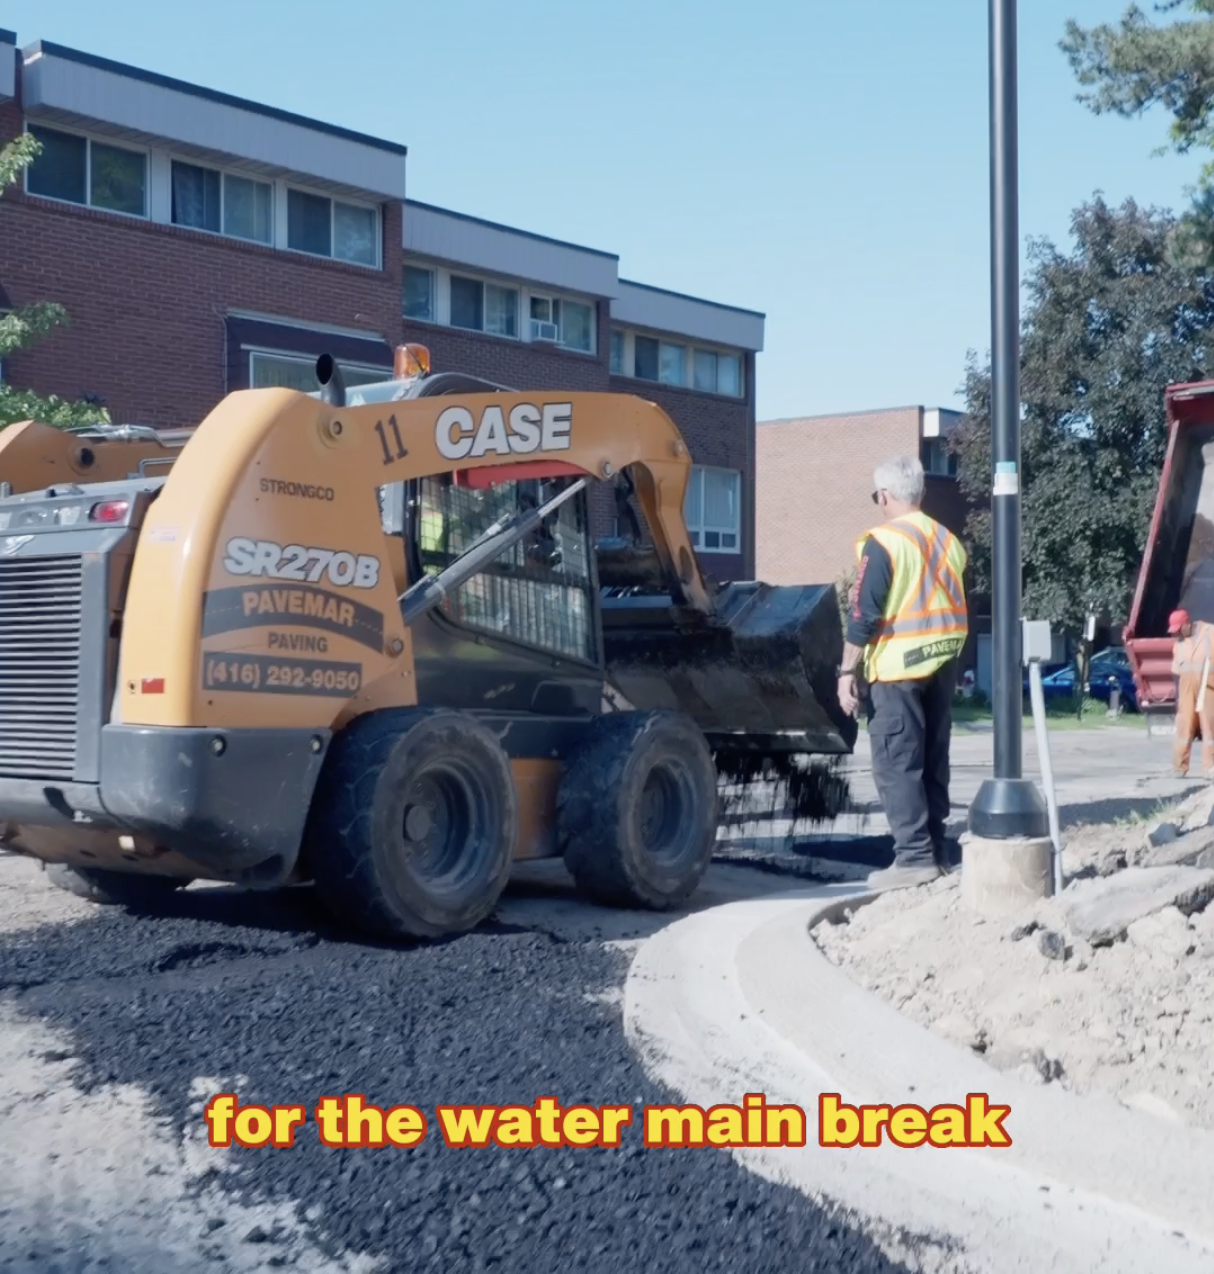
[115,378,716,730]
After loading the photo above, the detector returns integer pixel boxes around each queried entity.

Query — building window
[529,295,594,352]
[248,351,388,393]
[485,283,518,337]
[287,188,379,266]
[923,437,958,477]
[717,352,742,397]
[659,342,687,387]
[26,126,147,217]
[633,335,690,386]
[617,326,745,397]
[403,265,435,321]
[451,275,518,338]
[226,175,273,243]
[684,466,741,553]
[692,347,743,397]
[171,161,273,244]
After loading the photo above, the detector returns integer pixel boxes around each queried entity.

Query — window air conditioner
[530,319,560,343]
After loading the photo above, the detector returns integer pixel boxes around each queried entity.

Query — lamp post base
[968,777,1049,839]
[961,832,1055,914]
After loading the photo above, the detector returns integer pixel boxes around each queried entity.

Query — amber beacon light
[394,343,432,380]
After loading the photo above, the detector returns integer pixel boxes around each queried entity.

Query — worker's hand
[837,673,861,718]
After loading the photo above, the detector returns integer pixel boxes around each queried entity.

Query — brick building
[756,405,983,671]
[0,33,764,579]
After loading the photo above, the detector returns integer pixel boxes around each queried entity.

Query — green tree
[1062,3,1214,178]
[954,197,1214,630]
[0,133,108,429]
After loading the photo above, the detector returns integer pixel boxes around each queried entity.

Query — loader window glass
[412,475,597,664]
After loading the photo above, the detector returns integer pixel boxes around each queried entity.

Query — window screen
[411,475,597,664]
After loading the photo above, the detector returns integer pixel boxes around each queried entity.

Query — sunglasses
[871,490,885,504]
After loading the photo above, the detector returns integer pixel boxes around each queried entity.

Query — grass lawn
[950,696,1145,731]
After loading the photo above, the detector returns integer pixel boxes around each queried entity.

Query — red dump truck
[1124,378,1214,737]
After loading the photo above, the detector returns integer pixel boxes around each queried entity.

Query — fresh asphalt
[0,724,1188,1274]
[0,873,911,1274]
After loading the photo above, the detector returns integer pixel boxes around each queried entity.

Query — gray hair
[873,455,925,505]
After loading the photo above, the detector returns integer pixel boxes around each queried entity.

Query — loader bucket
[599,579,858,758]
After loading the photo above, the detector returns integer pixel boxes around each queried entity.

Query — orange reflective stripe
[882,520,965,623]
[874,615,968,638]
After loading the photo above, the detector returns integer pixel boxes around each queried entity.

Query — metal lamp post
[969,0,1049,840]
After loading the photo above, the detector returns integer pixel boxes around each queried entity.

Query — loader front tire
[305,709,517,941]
[45,864,186,908]
[558,711,717,910]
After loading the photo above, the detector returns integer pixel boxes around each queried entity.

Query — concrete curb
[624,882,1214,1274]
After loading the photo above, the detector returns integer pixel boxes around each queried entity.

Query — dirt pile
[813,786,1214,1129]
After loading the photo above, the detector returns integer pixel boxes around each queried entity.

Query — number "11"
[375,415,407,466]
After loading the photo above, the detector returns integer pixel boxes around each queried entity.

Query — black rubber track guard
[558,710,717,910]
[303,708,517,940]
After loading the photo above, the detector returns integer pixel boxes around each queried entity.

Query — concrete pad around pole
[961,834,1054,915]
[624,885,1214,1274]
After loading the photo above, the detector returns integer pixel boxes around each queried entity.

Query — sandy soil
[813,800,1214,1130]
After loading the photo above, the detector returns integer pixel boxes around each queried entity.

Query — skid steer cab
[0,346,855,940]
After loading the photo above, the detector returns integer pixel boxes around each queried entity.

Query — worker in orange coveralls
[1171,609,1214,777]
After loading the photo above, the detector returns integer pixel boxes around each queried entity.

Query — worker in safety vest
[837,455,969,892]
[418,491,447,578]
[1169,609,1214,777]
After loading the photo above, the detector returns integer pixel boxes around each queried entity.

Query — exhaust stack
[315,354,346,407]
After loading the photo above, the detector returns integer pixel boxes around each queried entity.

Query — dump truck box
[1124,379,1214,736]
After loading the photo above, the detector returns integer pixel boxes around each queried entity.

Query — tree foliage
[954,197,1214,630]
[0,134,107,430]
[1062,2,1214,177]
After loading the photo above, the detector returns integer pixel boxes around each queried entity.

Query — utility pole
[964,0,1051,911]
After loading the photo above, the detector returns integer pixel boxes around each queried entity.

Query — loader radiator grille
[0,555,83,779]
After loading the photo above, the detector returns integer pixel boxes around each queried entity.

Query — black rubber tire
[304,708,517,940]
[558,710,717,910]
[44,863,187,908]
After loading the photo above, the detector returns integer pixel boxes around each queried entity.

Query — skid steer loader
[0,418,190,497]
[0,346,856,939]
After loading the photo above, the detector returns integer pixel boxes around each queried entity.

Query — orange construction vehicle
[0,347,854,939]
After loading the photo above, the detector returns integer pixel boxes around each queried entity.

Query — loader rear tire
[45,864,186,908]
[304,708,516,941]
[558,711,717,910]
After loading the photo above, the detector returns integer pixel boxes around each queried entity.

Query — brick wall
[756,408,921,586]
[611,356,755,581]
[1,96,403,429]
[1,81,755,578]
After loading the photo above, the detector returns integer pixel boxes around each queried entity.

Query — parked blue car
[1032,648,1138,711]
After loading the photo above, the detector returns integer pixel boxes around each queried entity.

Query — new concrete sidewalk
[625,883,1214,1274]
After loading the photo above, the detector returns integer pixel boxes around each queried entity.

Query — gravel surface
[0,861,910,1274]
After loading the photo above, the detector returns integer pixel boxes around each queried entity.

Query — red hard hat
[1168,609,1191,633]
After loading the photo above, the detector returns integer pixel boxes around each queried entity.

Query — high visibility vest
[419,509,444,554]
[856,510,969,683]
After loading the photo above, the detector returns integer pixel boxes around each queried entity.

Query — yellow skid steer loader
[0,419,190,497]
[0,348,855,939]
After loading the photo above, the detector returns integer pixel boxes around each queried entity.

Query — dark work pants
[866,661,957,867]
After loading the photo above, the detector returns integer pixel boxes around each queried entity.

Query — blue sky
[5,1,1202,420]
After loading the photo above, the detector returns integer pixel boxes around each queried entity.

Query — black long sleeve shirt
[845,537,893,647]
